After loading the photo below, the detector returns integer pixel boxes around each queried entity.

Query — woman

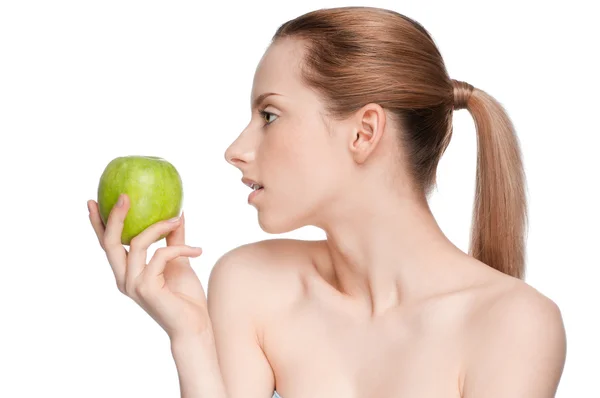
[87,6,566,398]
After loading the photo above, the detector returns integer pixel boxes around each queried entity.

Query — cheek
[261,121,342,201]
[295,148,342,203]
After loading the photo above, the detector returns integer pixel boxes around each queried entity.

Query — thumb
[166,211,186,246]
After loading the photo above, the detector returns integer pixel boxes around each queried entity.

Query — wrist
[169,327,227,398]
[169,317,215,344]
[170,327,215,351]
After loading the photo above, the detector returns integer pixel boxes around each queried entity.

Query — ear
[348,103,387,164]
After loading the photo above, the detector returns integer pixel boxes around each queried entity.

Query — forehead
[251,39,307,105]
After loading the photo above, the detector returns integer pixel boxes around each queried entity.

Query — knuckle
[124,279,136,297]
[134,282,148,297]
[129,236,142,250]
[116,280,126,295]
[154,247,168,258]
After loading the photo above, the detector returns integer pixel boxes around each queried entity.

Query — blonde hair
[273,6,528,279]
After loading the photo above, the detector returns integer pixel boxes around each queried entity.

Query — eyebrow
[251,92,282,111]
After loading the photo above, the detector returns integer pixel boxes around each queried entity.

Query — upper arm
[463,287,567,397]
[207,244,275,398]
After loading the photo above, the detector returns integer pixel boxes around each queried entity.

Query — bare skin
[215,37,566,397]
[88,36,565,398]
[208,237,566,397]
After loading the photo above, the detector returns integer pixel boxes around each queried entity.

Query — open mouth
[242,178,264,202]
[242,177,264,191]
[247,183,264,203]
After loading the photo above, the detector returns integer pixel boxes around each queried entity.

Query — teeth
[252,184,262,191]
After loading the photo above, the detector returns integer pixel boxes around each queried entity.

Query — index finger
[88,200,106,249]
[88,196,129,286]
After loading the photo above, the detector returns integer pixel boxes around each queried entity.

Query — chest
[263,301,466,398]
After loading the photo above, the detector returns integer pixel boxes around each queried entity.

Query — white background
[1,0,598,396]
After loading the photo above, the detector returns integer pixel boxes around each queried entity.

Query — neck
[317,188,469,317]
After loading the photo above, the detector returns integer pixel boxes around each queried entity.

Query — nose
[224,134,255,168]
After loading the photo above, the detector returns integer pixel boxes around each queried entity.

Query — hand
[88,193,210,340]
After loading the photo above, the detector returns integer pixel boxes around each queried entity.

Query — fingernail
[168,216,181,222]
[116,194,124,207]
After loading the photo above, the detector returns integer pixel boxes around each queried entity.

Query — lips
[248,185,264,204]
[241,177,263,190]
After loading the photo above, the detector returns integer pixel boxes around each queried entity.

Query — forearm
[170,329,227,398]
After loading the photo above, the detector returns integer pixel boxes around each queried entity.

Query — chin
[256,209,305,235]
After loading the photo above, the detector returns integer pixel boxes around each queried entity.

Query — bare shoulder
[469,277,565,337]
[207,238,317,319]
[209,238,317,283]
[461,276,567,396]
[461,267,566,348]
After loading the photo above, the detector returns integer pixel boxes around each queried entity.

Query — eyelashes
[259,108,278,126]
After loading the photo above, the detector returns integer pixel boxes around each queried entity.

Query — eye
[259,109,278,126]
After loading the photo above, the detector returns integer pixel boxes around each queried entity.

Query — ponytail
[453,79,528,279]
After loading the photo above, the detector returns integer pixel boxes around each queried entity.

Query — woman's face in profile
[224,38,351,234]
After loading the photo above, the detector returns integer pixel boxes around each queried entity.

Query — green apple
[97,155,184,245]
